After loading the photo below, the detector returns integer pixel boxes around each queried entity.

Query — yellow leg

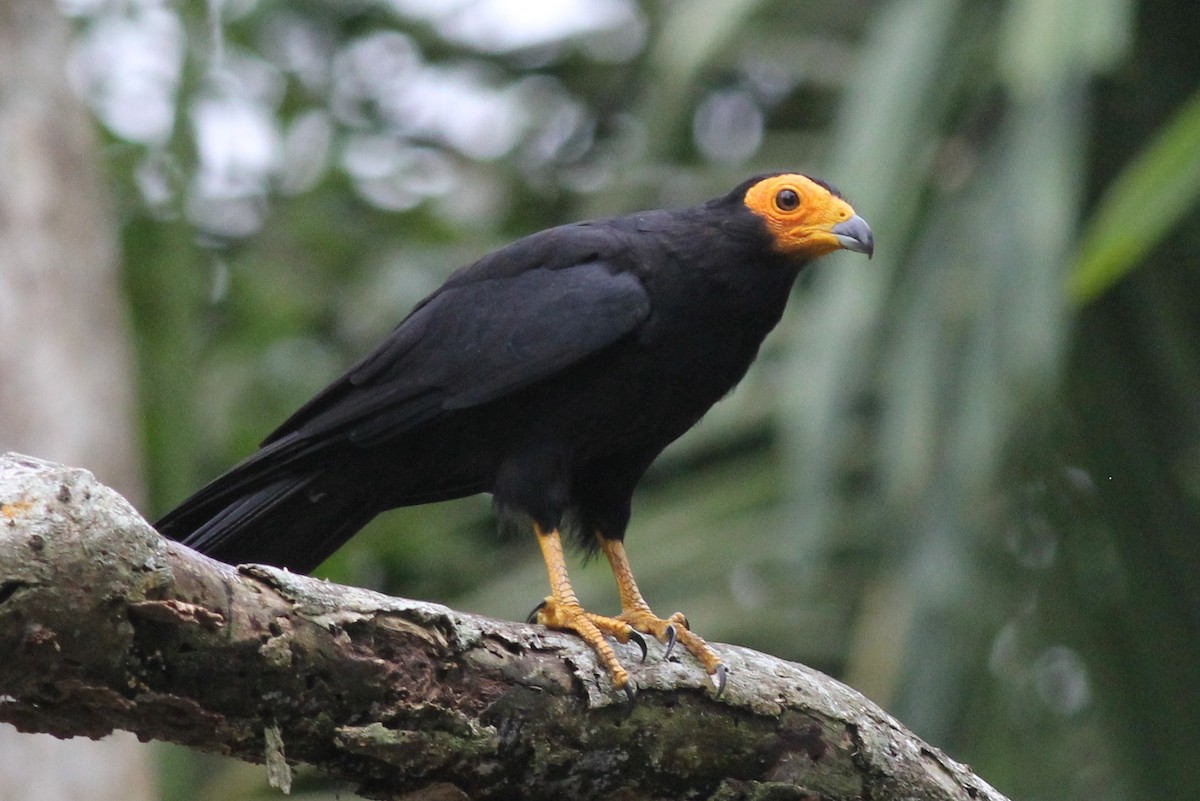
[599,537,725,683]
[532,524,635,692]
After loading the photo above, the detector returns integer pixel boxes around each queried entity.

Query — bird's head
[739,173,874,260]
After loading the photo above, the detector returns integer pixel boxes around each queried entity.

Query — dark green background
[73,1,1200,798]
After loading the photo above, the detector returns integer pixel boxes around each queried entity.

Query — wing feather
[263,261,650,448]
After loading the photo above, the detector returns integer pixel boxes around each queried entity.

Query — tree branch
[0,453,1009,801]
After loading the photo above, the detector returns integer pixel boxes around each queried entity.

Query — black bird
[157,173,874,694]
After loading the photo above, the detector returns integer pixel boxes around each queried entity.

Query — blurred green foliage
[70,0,1200,798]
[1069,84,1200,303]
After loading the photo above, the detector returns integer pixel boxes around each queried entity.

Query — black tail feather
[156,446,381,574]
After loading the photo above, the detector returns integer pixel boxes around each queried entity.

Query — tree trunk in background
[0,2,154,800]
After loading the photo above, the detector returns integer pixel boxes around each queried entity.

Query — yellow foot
[528,596,640,697]
[529,598,727,697]
[617,607,727,696]
[531,526,727,698]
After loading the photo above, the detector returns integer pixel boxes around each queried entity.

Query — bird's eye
[775,188,800,211]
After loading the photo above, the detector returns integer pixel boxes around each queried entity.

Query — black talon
[663,624,678,661]
[526,600,547,625]
[623,681,637,708]
[628,628,648,662]
[713,664,728,699]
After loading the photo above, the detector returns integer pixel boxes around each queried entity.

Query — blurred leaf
[1068,84,1200,303]
[999,0,1133,94]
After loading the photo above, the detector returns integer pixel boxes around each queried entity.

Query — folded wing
[267,261,651,447]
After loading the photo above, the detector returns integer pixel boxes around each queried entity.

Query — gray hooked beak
[831,214,874,258]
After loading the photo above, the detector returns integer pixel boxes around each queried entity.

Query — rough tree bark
[0,454,1011,801]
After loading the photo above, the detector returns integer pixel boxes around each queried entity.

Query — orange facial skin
[743,173,873,259]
